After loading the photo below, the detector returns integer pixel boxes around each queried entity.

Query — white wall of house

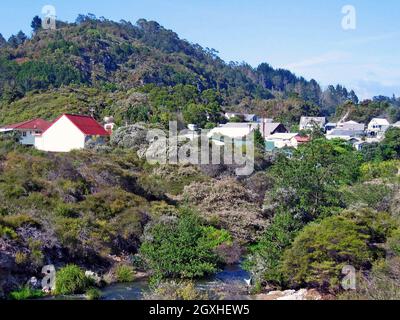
[265,133,298,149]
[208,123,259,139]
[368,119,390,137]
[35,115,85,152]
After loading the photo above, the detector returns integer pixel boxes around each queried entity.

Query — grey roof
[338,121,365,131]
[219,122,259,128]
[244,114,258,122]
[262,123,286,136]
[328,129,365,137]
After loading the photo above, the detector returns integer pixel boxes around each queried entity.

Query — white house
[393,121,400,128]
[208,121,287,141]
[337,120,365,132]
[0,118,51,145]
[265,133,310,151]
[224,113,259,122]
[367,118,390,138]
[208,123,259,139]
[35,114,110,152]
[326,130,363,141]
[299,117,326,131]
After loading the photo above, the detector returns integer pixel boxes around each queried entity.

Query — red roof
[2,118,51,132]
[43,114,110,136]
[295,135,311,143]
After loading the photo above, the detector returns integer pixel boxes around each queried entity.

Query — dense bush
[339,257,400,300]
[281,209,393,291]
[244,212,301,285]
[9,286,44,300]
[360,160,400,181]
[269,139,361,223]
[85,287,102,300]
[140,209,220,279]
[55,265,94,295]
[115,264,135,283]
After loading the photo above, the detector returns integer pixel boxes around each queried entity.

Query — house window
[22,132,27,137]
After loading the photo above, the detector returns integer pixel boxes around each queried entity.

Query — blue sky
[1,0,399,99]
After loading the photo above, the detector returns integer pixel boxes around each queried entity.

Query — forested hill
[0,14,373,126]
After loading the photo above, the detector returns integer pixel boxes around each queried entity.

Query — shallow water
[100,264,251,300]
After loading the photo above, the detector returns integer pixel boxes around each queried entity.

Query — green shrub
[15,251,28,265]
[0,225,17,239]
[85,287,102,300]
[1,214,40,228]
[342,183,393,211]
[140,209,218,279]
[55,265,93,295]
[243,212,301,285]
[200,226,232,248]
[339,257,400,300]
[360,160,400,181]
[281,215,374,290]
[9,286,44,300]
[54,203,76,218]
[115,264,135,283]
[388,229,400,256]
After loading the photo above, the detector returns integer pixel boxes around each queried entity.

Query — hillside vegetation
[0,14,370,128]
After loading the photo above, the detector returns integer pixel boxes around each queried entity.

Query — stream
[100,264,251,300]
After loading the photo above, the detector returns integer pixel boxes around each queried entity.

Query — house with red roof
[0,118,51,145]
[34,114,110,152]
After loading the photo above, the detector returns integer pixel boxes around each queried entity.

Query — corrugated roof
[64,114,110,136]
[1,118,51,131]
[42,114,110,136]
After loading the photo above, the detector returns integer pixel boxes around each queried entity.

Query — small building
[0,118,51,145]
[208,123,260,139]
[244,114,259,122]
[325,122,337,133]
[224,112,259,123]
[260,121,288,138]
[224,112,241,120]
[326,129,364,141]
[187,124,199,131]
[265,133,306,151]
[337,120,365,132]
[35,114,110,152]
[393,121,400,128]
[299,117,326,131]
[368,118,390,137]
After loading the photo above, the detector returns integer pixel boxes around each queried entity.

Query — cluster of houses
[206,113,400,151]
[1,110,399,154]
[207,115,311,151]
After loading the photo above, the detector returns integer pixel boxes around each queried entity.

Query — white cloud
[283,51,351,69]
[281,52,400,99]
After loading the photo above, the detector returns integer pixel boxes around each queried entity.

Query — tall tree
[31,16,42,33]
[0,33,6,47]
[16,31,27,44]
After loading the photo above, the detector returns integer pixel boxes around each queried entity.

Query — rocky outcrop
[255,289,323,301]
